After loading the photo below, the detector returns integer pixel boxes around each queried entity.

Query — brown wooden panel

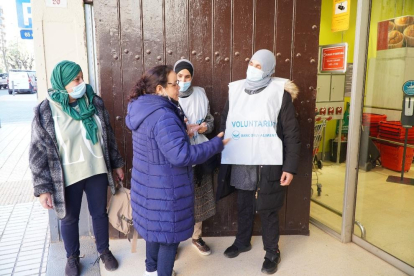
[142,0,164,69]
[93,0,322,238]
[188,0,213,91]
[165,0,188,65]
[254,0,276,52]
[253,0,279,236]
[284,0,322,235]
[211,0,232,130]
[232,0,254,82]
[120,0,143,188]
[203,0,233,236]
[94,1,117,130]
[274,0,294,234]
[94,0,123,239]
[275,0,294,79]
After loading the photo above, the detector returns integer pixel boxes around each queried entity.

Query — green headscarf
[50,60,99,145]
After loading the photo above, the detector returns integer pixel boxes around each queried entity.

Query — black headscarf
[174,59,194,77]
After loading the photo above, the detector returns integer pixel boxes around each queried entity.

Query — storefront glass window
[310,0,357,235]
[355,0,414,267]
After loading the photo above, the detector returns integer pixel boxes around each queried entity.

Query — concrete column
[32,0,89,102]
[32,0,92,242]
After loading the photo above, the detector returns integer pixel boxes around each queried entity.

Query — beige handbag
[107,181,139,252]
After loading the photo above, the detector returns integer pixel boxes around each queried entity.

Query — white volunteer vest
[179,86,209,145]
[221,78,287,165]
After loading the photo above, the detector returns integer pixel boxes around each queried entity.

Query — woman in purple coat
[126,65,229,276]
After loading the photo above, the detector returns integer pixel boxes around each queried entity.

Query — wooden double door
[93,0,321,238]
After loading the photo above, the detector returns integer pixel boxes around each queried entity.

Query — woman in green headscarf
[29,60,124,276]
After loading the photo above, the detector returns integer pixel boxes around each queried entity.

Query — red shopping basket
[379,121,414,138]
[362,113,387,124]
[378,121,414,144]
[378,142,414,172]
[362,113,387,137]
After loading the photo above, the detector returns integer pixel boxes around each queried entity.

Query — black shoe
[261,251,281,274]
[223,244,252,258]
[99,249,119,271]
[65,256,80,276]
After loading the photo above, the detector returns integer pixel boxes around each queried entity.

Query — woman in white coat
[174,59,216,256]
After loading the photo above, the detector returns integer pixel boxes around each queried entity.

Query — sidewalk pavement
[0,123,50,276]
[0,202,49,276]
[46,237,100,276]
[0,123,34,203]
[0,122,100,276]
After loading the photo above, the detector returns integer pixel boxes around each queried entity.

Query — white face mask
[179,81,192,92]
[246,65,264,82]
[70,82,86,99]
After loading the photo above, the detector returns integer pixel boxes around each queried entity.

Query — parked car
[8,70,37,94]
[0,73,8,89]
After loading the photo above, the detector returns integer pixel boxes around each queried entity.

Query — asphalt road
[0,89,38,124]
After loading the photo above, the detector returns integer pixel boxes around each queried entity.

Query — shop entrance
[310,0,357,237]
[355,0,414,268]
[310,0,414,271]
[92,0,321,238]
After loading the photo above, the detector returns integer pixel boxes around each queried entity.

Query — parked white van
[8,70,37,94]
[0,73,8,89]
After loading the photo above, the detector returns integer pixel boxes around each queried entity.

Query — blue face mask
[179,81,192,92]
[70,82,86,99]
[246,65,264,82]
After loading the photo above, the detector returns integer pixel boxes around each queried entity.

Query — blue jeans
[146,241,179,276]
[61,173,109,258]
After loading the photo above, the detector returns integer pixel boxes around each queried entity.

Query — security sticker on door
[46,0,67,8]
[403,81,414,96]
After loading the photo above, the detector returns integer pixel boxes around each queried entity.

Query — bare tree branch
[5,42,35,71]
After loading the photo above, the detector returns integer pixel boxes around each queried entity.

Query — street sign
[20,29,33,40]
[16,0,32,29]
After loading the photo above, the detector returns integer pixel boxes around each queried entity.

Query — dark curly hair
[128,65,173,101]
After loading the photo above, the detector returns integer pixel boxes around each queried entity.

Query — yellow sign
[332,0,351,32]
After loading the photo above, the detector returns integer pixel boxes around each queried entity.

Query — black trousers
[234,189,280,257]
[61,173,109,258]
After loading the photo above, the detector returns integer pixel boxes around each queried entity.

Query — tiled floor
[0,123,50,276]
[310,160,414,267]
[100,224,407,276]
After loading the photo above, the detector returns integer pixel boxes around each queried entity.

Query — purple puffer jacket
[126,95,223,244]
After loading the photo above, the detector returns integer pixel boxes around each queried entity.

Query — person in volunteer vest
[174,59,216,256]
[219,49,301,274]
[29,61,124,276]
